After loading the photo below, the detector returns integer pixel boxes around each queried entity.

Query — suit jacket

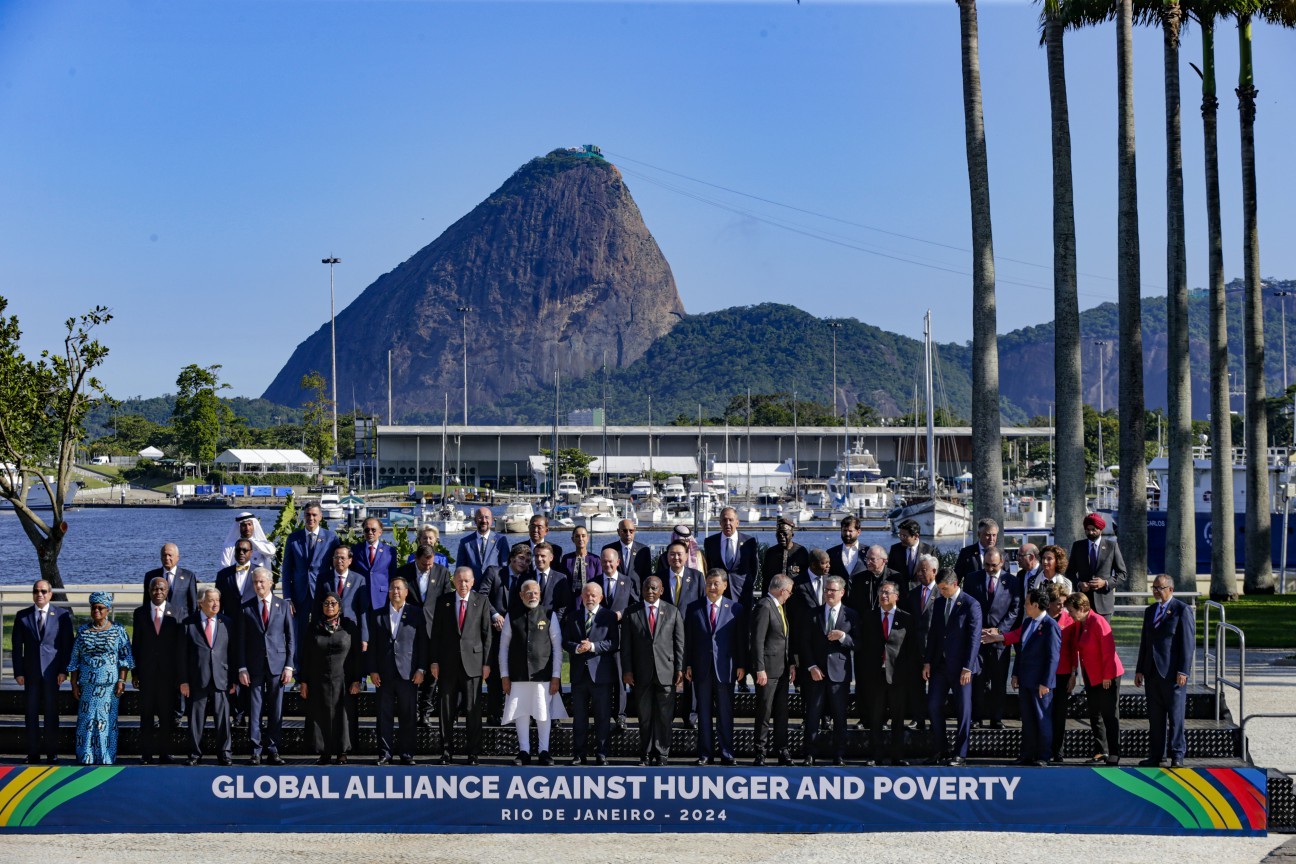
[1136,598,1195,680]
[214,565,258,623]
[507,568,572,619]
[1018,566,1049,595]
[236,595,296,682]
[395,560,451,608]
[685,597,746,683]
[861,606,918,686]
[11,605,73,682]
[789,570,831,642]
[561,551,603,584]
[561,605,620,685]
[827,543,869,581]
[761,542,810,585]
[131,602,181,686]
[317,569,369,640]
[662,566,704,610]
[430,591,493,679]
[595,567,641,617]
[366,602,428,680]
[797,603,859,684]
[621,601,685,686]
[904,581,940,660]
[1013,614,1061,690]
[179,613,233,692]
[703,532,759,604]
[953,544,999,582]
[1065,538,1127,618]
[887,540,936,582]
[282,527,340,612]
[749,595,792,679]
[965,569,1022,656]
[456,531,511,580]
[602,540,653,582]
[925,589,983,677]
[143,567,198,623]
[351,541,398,610]
[531,541,567,574]
[849,567,902,614]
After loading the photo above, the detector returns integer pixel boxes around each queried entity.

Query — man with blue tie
[563,582,620,765]
[283,503,340,662]
[457,507,510,580]
[368,576,427,766]
[1136,576,1195,768]
[598,546,640,732]
[798,575,858,766]
[966,548,1021,729]
[237,568,295,765]
[923,570,982,766]
[685,570,747,766]
[1012,587,1062,766]
[216,538,260,728]
[12,580,73,764]
[352,517,398,611]
[180,588,235,766]
[704,508,758,605]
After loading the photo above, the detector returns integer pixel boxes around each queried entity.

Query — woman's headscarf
[88,591,113,609]
[318,590,342,631]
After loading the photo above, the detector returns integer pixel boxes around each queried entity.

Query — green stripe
[20,767,124,827]
[1094,768,1200,829]
[1148,770,1216,829]
[7,769,83,828]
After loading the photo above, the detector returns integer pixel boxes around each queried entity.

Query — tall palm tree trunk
[1117,0,1148,591]
[1199,14,1237,600]
[1237,13,1273,593]
[1044,7,1084,552]
[957,0,1004,532]
[1163,0,1195,590]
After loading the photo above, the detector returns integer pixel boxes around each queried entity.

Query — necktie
[392,609,401,637]
[369,545,377,567]
[457,598,467,631]
[816,577,823,605]
[709,603,718,630]
[648,605,657,636]
[989,574,996,597]
[825,605,836,634]
[881,611,890,664]
[262,599,270,626]
[944,598,953,623]
[921,586,931,610]
[606,577,616,604]
[908,546,916,575]
[479,536,486,561]
[37,610,46,640]
[1090,542,1098,572]
[585,609,594,635]
[154,608,162,635]
[674,574,682,604]
[1153,603,1166,627]
[167,570,174,587]
[727,538,736,570]
[204,617,214,647]
[776,600,787,634]
[308,532,316,550]
[1023,618,1036,645]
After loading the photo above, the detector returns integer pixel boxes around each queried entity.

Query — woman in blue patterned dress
[67,591,134,765]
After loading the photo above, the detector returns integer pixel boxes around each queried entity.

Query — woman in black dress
[298,591,362,764]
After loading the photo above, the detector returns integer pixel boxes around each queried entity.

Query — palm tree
[956,0,1004,531]
[1039,0,1085,552]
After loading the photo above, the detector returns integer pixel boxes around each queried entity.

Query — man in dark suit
[598,546,640,731]
[852,544,902,613]
[132,576,181,763]
[480,542,529,725]
[660,539,703,727]
[527,514,566,574]
[563,582,620,765]
[179,587,235,766]
[827,515,868,588]
[923,571,982,765]
[888,518,936,587]
[351,517,398,611]
[236,568,295,765]
[762,518,810,590]
[1012,587,1062,766]
[282,502,340,663]
[685,570,746,765]
[216,538,260,728]
[456,506,510,581]
[750,573,795,766]
[603,519,653,583]
[904,556,942,734]
[144,542,198,624]
[1015,544,1047,594]
[953,518,1001,582]
[399,544,451,724]
[790,548,833,645]
[862,581,918,765]
[1065,513,1127,619]
[1136,575,1195,768]
[430,566,493,765]
[320,547,370,637]
[12,579,73,764]
[798,575,858,765]
[510,542,571,619]
[368,576,427,765]
[965,548,1021,728]
[621,576,685,765]
[704,508,759,605]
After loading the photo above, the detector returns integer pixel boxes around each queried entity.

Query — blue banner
[222,485,246,497]
[250,485,273,497]
[194,485,213,495]
[0,766,1268,835]
[274,487,293,498]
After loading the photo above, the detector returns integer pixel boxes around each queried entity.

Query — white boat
[661,476,687,504]
[781,499,815,524]
[827,444,892,517]
[428,501,468,534]
[662,500,693,527]
[0,471,80,510]
[755,486,781,520]
[829,480,895,521]
[580,494,620,533]
[802,481,830,509]
[738,504,761,523]
[501,500,535,534]
[556,473,582,505]
[634,495,664,526]
[318,490,345,522]
[629,478,657,502]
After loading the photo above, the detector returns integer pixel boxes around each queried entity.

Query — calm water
[0,506,916,586]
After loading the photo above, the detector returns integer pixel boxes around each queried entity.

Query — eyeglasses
[1151,585,1170,593]
[32,588,50,595]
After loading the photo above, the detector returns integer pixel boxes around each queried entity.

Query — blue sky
[2,0,1293,400]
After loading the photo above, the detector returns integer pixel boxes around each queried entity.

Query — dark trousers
[634,681,675,761]
[693,672,734,760]
[804,678,849,759]
[1051,674,1071,760]
[611,653,628,720]
[1084,675,1121,758]
[677,679,694,722]
[231,681,250,723]
[247,675,284,755]
[438,672,483,757]
[570,678,613,757]
[485,635,504,723]
[1019,687,1053,761]
[23,676,60,760]
[137,679,175,759]
[188,685,232,760]
[867,674,908,761]
[1145,671,1186,762]
[753,670,791,758]
[417,676,438,721]
[377,676,418,759]
[909,675,930,728]
[974,647,1010,724]
[928,669,973,758]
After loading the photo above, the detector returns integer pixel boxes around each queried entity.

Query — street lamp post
[1274,290,1292,392]
[457,305,472,425]
[828,321,842,419]
[322,256,341,466]
[1093,339,1110,477]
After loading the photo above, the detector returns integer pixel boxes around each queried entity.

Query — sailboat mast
[924,310,937,496]
[647,395,653,481]
[441,393,448,501]
[746,388,752,501]
[552,357,560,503]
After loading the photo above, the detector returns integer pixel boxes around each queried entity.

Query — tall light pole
[457,305,472,425]
[1093,339,1110,476]
[1274,290,1292,392]
[828,321,842,419]
[322,256,341,465]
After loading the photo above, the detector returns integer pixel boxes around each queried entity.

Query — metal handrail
[1201,600,1227,688]
[1215,622,1245,726]
[1240,712,1296,768]
[1,584,143,681]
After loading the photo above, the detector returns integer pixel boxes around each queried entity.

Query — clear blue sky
[2,0,1293,400]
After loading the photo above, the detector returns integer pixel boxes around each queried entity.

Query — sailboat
[891,311,971,537]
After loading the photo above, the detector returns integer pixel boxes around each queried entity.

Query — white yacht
[629,478,657,502]
[501,500,535,534]
[802,481,830,509]
[827,445,892,518]
[580,494,620,533]
[556,474,582,505]
[661,476,687,503]
[318,490,345,522]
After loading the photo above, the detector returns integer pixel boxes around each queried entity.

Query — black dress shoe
[376,757,392,766]
[570,756,586,766]
[337,755,348,765]
[753,754,767,766]
[637,758,650,766]
[894,760,910,767]
[832,757,846,767]
[1170,758,1185,768]
[218,756,233,767]
[514,752,531,766]
[249,754,261,766]
[46,756,59,765]
[401,756,415,766]
[1048,758,1064,766]
[1032,760,1048,767]
[186,758,200,766]
[538,751,553,766]
[317,756,331,766]
[439,753,452,766]
[1138,758,1163,768]
[650,756,664,766]
[696,757,709,766]
[947,757,966,767]
[25,756,40,765]
[267,753,285,766]
[466,756,480,766]
[1013,757,1032,766]
[1105,757,1121,766]
[141,757,154,765]
[595,756,608,766]
[778,753,794,767]
[803,757,816,767]
[989,721,1005,730]
[862,759,878,767]
[720,757,736,766]
[159,755,174,765]
[922,756,943,766]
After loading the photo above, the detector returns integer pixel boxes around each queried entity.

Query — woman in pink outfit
[1065,592,1125,765]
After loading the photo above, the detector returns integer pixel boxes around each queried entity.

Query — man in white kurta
[499,580,568,765]
[220,512,276,570]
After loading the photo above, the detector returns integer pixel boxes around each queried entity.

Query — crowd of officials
[10,507,1194,769]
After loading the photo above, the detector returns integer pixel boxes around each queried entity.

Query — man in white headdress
[499,579,568,765]
[220,512,276,570]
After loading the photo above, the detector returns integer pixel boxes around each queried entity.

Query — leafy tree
[540,447,596,483]
[171,364,232,474]
[300,371,335,479]
[0,299,112,589]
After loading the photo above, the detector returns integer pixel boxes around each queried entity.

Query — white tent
[138,446,164,459]
[213,448,316,474]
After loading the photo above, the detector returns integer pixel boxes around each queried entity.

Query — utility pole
[1094,339,1111,476]
[828,321,842,419]
[322,256,341,465]
[457,305,473,425]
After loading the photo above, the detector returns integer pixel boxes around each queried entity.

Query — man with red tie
[236,568,295,765]
[684,570,747,766]
[352,517,398,611]
[179,588,235,766]
[621,576,685,766]
[430,567,492,765]
[863,582,918,765]
[132,577,180,763]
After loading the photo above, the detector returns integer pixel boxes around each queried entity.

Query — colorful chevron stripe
[0,766,123,828]
[1094,767,1268,831]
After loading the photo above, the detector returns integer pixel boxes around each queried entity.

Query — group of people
[10,506,1196,770]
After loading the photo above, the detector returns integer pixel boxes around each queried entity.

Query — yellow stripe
[1162,770,1225,829]
[0,768,54,825]
[1176,769,1243,831]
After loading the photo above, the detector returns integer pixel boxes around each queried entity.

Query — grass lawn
[1193,594,1296,650]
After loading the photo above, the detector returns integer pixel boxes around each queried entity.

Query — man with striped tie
[750,573,795,766]
[562,582,620,765]
[1135,576,1194,768]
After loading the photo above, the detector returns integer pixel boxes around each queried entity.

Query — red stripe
[1207,768,1268,830]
